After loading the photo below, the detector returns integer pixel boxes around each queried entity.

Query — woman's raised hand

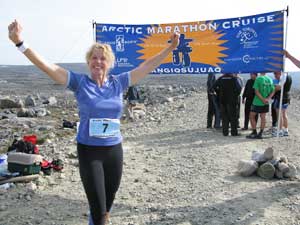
[169,32,180,50]
[8,20,23,44]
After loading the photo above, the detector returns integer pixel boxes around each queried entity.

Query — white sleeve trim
[64,71,71,89]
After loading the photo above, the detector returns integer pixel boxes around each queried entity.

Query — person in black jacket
[206,73,221,129]
[124,85,141,105]
[242,73,258,130]
[124,85,141,121]
[234,73,244,128]
[213,73,242,136]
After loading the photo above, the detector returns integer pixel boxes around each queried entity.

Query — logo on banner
[237,27,258,49]
[242,55,251,63]
[170,34,193,67]
[116,57,133,67]
[116,35,125,52]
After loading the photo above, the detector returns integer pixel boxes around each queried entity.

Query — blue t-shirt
[67,71,130,146]
[273,78,279,85]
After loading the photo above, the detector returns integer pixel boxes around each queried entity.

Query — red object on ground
[23,135,37,144]
[41,159,51,168]
[23,135,39,154]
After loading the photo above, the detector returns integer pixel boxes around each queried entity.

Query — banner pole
[92,20,96,42]
[276,6,289,139]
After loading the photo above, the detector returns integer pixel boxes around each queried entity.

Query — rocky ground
[1,72,300,225]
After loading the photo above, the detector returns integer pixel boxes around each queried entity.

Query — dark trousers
[271,101,277,127]
[221,102,238,136]
[78,143,123,225]
[207,94,221,128]
[244,98,258,129]
[237,97,241,127]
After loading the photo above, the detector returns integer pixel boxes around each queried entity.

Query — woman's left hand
[169,32,180,50]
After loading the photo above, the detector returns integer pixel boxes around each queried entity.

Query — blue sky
[1,0,299,71]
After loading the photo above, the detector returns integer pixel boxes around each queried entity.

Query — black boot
[256,130,263,139]
[246,129,257,139]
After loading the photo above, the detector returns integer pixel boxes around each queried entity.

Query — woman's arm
[130,33,179,85]
[284,50,300,69]
[8,20,68,85]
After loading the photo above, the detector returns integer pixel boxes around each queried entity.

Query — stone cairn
[238,147,297,179]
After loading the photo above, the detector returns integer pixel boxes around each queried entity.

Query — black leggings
[77,142,123,225]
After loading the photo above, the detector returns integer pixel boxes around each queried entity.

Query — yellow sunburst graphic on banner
[137,23,228,66]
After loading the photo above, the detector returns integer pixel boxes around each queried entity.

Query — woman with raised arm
[284,50,300,69]
[8,20,179,225]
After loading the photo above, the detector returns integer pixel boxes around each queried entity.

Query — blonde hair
[85,42,115,69]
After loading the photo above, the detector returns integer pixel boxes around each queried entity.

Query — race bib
[89,118,120,138]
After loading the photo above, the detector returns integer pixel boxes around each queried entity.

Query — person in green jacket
[246,73,275,139]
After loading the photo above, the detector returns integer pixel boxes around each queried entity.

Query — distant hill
[0,63,299,89]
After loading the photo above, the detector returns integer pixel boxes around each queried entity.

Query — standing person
[271,72,281,131]
[242,73,258,130]
[234,73,244,128]
[206,73,221,129]
[213,73,242,136]
[124,85,141,121]
[246,73,275,139]
[284,50,300,68]
[8,20,179,225]
[272,71,292,137]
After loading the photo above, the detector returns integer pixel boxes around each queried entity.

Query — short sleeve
[67,71,85,92]
[115,72,131,91]
[253,78,259,90]
[284,76,292,92]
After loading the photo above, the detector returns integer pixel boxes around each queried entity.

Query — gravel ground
[0,69,300,225]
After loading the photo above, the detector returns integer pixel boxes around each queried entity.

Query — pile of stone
[238,147,297,179]
[0,95,57,119]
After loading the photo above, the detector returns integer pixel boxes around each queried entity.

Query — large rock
[257,162,275,179]
[279,156,288,164]
[283,163,297,178]
[17,108,36,117]
[277,162,289,173]
[251,151,267,164]
[0,98,23,109]
[263,147,276,160]
[47,96,57,105]
[275,169,284,179]
[237,160,258,177]
[35,108,47,117]
[25,95,36,107]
